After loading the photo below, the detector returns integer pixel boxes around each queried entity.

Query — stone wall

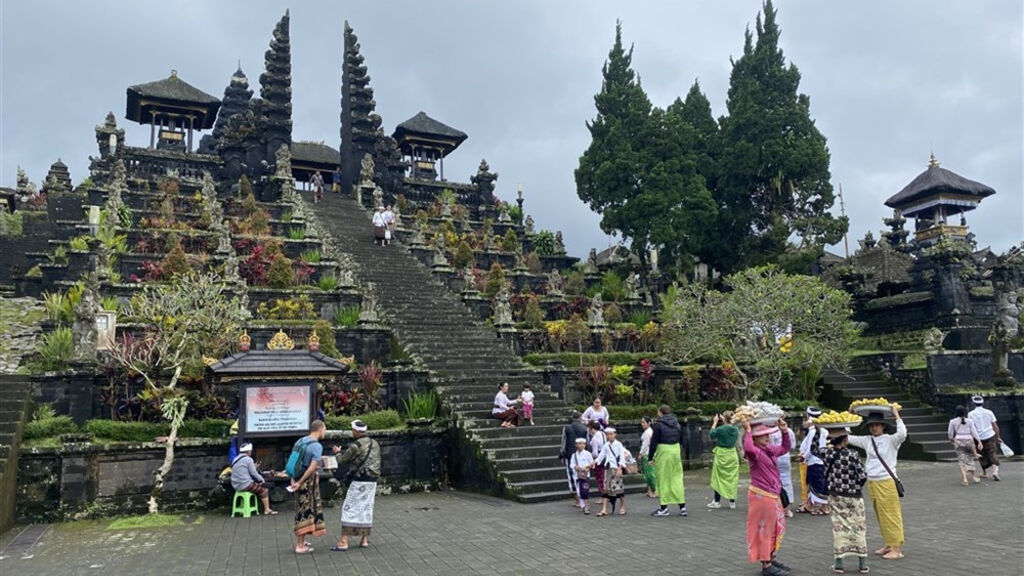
[0,211,55,286]
[17,427,448,522]
[927,351,1024,388]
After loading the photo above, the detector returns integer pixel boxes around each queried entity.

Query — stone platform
[1,461,1021,576]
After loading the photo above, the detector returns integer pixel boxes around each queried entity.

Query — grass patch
[107,513,202,531]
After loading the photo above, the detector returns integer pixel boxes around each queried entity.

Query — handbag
[870,437,905,498]
[999,440,1015,457]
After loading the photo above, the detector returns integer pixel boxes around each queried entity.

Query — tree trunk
[148,416,180,514]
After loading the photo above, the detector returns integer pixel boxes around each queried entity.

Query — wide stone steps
[309,193,574,502]
[822,368,956,461]
[0,378,32,534]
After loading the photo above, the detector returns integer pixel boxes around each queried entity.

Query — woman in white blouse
[640,416,657,498]
[581,397,610,428]
[491,382,521,428]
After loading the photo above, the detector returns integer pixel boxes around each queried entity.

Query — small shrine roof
[292,141,341,167]
[126,70,221,129]
[885,157,995,210]
[393,111,468,155]
[207,349,349,377]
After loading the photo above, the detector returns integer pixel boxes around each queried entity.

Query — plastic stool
[232,491,259,518]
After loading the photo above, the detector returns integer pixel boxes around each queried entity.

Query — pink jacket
[743,430,792,494]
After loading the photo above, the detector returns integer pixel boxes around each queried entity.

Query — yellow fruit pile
[849,398,902,411]
[733,405,759,422]
[815,410,862,424]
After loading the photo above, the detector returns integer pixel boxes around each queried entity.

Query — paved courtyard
[1,461,1021,576]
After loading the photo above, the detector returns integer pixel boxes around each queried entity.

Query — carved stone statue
[274,143,293,179]
[409,224,426,247]
[440,195,453,218]
[358,287,380,325]
[547,269,565,298]
[462,267,478,294]
[16,167,28,193]
[498,203,512,223]
[583,248,599,275]
[923,327,945,352]
[432,245,451,269]
[359,153,375,187]
[470,159,498,204]
[990,283,1021,387]
[493,284,513,327]
[372,185,384,209]
[587,293,606,329]
[554,231,566,255]
[524,215,535,235]
[72,267,102,362]
[625,273,641,301]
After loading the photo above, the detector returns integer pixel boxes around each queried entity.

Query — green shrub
[317,274,338,291]
[500,229,519,252]
[68,235,91,252]
[267,254,295,289]
[280,210,293,222]
[178,419,233,438]
[523,297,546,329]
[85,420,168,442]
[31,327,73,371]
[484,263,505,298]
[25,264,43,278]
[628,310,651,329]
[286,227,306,240]
[300,249,322,263]
[312,319,339,357]
[604,302,623,324]
[452,240,474,269]
[0,211,24,237]
[324,410,403,432]
[101,295,120,312]
[23,415,78,440]
[403,391,438,419]
[43,284,83,325]
[524,252,543,274]
[162,242,191,278]
[334,306,360,327]
[532,230,555,256]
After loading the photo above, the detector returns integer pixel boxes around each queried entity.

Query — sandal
[295,547,313,554]
[595,511,608,517]
[882,551,904,560]
[583,508,590,515]
[873,547,889,556]
[830,564,845,574]
[359,542,369,548]
[617,509,627,516]
[265,510,279,515]
[330,545,348,552]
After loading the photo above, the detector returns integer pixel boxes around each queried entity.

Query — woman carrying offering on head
[847,407,906,560]
[742,418,792,576]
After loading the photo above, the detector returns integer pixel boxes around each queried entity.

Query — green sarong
[640,454,656,490]
[709,445,739,501]
[654,443,685,505]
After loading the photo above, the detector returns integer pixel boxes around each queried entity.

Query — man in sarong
[331,419,382,551]
[968,395,1002,481]
[290,420,328,554]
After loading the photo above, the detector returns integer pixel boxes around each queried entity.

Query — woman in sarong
[847,408,907,560]
[649,405,687,517]
[491,382,521,427]
[947,406,983,486]
[742,419,791,576]
[639,416,657,498]
[824,428,870,574]
[708,411,739,509]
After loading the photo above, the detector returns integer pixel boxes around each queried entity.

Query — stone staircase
[822,367,956,462]
[309,193,641,502]
[0,376,33,535]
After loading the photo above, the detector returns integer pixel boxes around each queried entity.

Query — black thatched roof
[207,350,349,377]
[126,71,221,129]
[885,161,995,210]
[291,141,341,167]
[393,111,467,156]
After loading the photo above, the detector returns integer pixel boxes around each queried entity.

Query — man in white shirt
[968,395,1001,481]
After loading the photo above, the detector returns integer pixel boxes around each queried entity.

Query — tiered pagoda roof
[126,70,221,129]
[885,155,995,218]
[393,111,468,157]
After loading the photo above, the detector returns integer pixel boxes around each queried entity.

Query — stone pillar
[684,407,704,463]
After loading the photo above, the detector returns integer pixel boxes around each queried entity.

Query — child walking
[823,428,870,574]
[570,437,594,514]
[521,385,535,425]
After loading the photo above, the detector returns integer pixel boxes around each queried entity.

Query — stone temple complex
[0,9,1020,536]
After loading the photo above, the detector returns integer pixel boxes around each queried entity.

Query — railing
[122,146,222,182]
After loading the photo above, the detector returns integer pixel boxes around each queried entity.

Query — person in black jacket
[559,412,588,498]
[649,405,688,516]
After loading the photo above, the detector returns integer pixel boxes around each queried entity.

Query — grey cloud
[2,0,1020,258]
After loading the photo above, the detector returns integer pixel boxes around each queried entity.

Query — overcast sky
[2,1,1021,258]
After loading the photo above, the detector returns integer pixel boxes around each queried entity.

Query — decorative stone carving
[554,231,566,255]
[72,267,102,362]
[359,153,375,188]
[372,185,384,209]
[259,11,293,166]
[524,215,535,235]
[267,329,295,350]
[440,195,453,218]
[923,327,945,352]
[274,143,293,179]
[470,159,498,205]
[625,273,641,301]
[583,249,599,275]
[547,269,565,298]
[493,284,513,327]
[409,225,426,248]
[990,276,1021,387]
[587,293,606,330]
[498,203,512,223]
[432,245,451,270]
[358,287,380,325]
[462,267,478,294]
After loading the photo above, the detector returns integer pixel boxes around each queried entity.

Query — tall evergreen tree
[714,0,847,273]
[576,23,714,273]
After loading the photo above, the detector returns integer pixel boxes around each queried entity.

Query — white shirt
[589,430,606,459]
[372,212,387,227]
[383,209,395,225]
[570,450,594,480]
[521,390,535,405]
[640,427,653,458]
[492,391,515,414]
[598,439,625,469]
[800,425,828,466]
[581,406,609,426]
[770,428,796,470]
[848,418,908,481]
[968,407,997,440]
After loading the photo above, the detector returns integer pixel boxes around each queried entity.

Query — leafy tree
[107,272,249,513]
[714,0,847,273]
[660,266,859,399]
[452,239,475,269]
[575,22,715,274]
[484,263,505,298]
[500,229,519,253]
